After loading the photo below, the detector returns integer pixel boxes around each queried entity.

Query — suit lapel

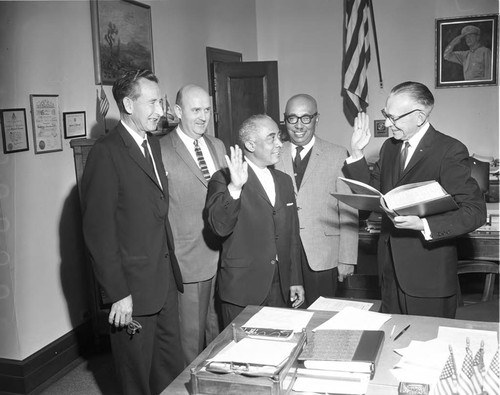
[299,139,321,189]
[281,142,298,192]
[171,129,208,186]
[270,169,284,210]
[247,166,274,207]
[399,126,435,182]
[204,136,224,170]
[118,125,162,190]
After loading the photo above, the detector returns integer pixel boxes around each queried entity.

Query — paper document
[242,306,313,332]
[313,306,391,331]
[293,369,369,394]
[308,296,373,311]
[208,337,296,366]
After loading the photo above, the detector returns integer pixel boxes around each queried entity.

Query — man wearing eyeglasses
[345,81,486,318]
[275,94,358,307]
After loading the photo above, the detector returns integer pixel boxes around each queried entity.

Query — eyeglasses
[126,320,142,336]
[381,109,422,125]
[284,112,318,125]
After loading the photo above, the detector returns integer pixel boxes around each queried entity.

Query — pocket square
[165,171,169,176]
[286,202,294,206]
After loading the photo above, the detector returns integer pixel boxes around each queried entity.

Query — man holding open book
[344,81,486,318]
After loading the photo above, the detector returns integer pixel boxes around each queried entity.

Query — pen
[390,325,395,339]
[393,324,411,341]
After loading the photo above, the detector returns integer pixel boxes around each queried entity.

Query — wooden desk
[163,305,498,395]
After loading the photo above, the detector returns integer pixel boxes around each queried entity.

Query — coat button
[164,253,169,258]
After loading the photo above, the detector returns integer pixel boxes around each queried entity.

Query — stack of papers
[308,297,373,311]
[313,306,391,331]
[242,306,313,332]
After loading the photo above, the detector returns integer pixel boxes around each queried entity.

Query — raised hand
[351,112,371,160]
[225,145,248,191]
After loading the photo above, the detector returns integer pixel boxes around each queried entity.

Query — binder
[298,329,385,379]
[333,177,458,217]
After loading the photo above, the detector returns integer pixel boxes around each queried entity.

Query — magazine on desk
[333,177,458,217]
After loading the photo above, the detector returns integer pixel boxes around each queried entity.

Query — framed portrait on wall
[1,108,29,154]
[436,14,498,88]
[90,0,154,85]
[30,94,63,154]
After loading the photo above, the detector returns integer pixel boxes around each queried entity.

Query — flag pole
[368,0,383,89]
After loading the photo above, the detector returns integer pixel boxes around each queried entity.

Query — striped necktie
[142,139,155,172]
[194,139,211,180]
[400,141,410,175]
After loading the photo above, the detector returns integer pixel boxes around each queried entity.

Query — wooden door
[213,61,280,150]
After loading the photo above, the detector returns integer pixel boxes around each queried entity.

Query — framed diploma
[63,111,87,139]
[30,94,63,154]
[1,108,29,154]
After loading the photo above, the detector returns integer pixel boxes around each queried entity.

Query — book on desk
[298,329,385,379]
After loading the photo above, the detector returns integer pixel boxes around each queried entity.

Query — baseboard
[0,321,94,395]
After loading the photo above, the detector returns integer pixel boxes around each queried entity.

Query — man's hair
[238,114,274,146]
[390,81,435,110]
[112,69,159,113]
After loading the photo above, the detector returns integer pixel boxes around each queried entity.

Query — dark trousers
[380,241,457,318]
[110,274,183,395]
[301,248,339,308]
[220,265,287,328]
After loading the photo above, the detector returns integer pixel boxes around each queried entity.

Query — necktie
[294,146,304,170]
[142,139,155,172]
[400,141,410,175]
[194,139,211,180]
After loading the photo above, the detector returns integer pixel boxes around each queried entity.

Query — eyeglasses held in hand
[284,112,318,125]
[126,320,142,336]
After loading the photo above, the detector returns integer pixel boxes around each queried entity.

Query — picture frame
[30,94,63,154]
[436,14,498,88]
[90,0,154,85]
[63,111,87,139]
[373,120,388,138]
[0,108,29,154]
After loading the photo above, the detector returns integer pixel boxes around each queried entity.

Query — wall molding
[0,322,93,395]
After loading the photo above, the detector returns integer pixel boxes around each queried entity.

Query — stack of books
[293,329,385,394]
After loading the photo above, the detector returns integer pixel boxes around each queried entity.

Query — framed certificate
[63,111,86,139]
[30,94,63,154]
[1,108,29,154]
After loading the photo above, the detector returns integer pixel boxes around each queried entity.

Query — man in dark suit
[159,84,226,365]
[81,69,184,394]
[206,114,305,327]
[345,81,486,318]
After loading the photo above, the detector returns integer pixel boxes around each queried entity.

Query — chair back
[467,157,489,197]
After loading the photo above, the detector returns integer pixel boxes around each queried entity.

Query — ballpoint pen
[393,324,411,341]
[389,325,395,339]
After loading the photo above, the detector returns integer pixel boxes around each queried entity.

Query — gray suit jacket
[159,129,227,283]
[275,137,358,271]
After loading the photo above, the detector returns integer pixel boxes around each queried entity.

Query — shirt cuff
[345,155,364,164]
[421,218,432,240]
[228,186,241,200]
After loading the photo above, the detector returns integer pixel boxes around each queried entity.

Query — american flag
[483,349,499,395]
[342,0,371,125]
[431,346,458,395]
[471,341,485,393]
[457,339,476,395]
[99,84,109,119]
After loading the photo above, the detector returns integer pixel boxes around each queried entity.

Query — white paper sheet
[242,306,314,332]
[313,306,391,331]
[307,296,373,311]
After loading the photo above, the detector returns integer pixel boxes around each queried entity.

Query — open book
[333,177,458,217]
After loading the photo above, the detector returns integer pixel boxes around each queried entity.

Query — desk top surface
[164,305,499,395]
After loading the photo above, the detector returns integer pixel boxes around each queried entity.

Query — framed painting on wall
[90,0,154,85]
[436,14,498,88]
[30,94,63,154]
[1,108,29,154]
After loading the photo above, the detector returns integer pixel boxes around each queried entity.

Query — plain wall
[0,0,498,361]
[256,0,499,161]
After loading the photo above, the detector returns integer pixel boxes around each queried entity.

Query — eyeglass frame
[126,319,142,337]
[284,112,318,125]
[381,108,423,125]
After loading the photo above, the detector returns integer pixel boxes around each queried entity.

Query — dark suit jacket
[206,166,302,306]
[344,125,486,298]
[81,122,183,316]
